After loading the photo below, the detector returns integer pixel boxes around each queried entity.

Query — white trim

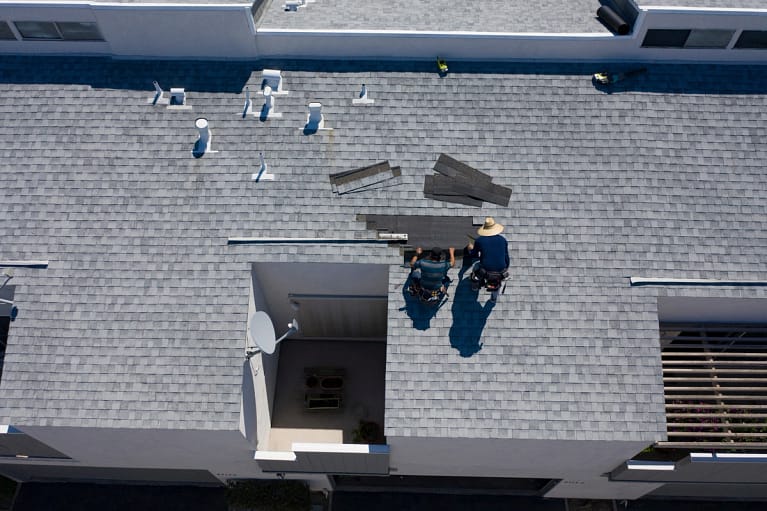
[254,450,297,461]
[0,260,48,268]
[0,425,9,434]
[643,6,767,14]
[257,28,617,39]
[626,461,676,471]
[292,442,371,454]
[0,1,251,6]
[228,237,403,244]
[692,452,767,463]
[630,277,767,286]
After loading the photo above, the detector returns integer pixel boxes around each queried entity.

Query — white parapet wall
[255,24,767,64]
[0,2,258,59]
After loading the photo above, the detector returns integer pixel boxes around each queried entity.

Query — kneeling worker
[410,246,456,294]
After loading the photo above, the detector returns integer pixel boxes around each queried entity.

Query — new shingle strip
[335,166,400,195]
[424,174,512,207]
[336,167,402,195]
[423,191,484,208]
[329,161,391,186]
[433,154,494,184]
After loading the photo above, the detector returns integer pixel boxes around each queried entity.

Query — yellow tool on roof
[436,57,448,74]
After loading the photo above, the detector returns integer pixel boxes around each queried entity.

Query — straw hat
[476,217,504,237]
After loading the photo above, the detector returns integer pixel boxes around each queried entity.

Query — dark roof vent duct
[597,5,629,35]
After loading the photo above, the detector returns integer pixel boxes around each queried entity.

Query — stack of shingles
[424,154,512,207]
[329,161,402,195]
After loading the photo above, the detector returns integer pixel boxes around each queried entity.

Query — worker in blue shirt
[410,246,455,294]
[468,217,509,272]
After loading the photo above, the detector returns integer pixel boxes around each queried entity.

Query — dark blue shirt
[470,235,509,272]
[414,258,450,290]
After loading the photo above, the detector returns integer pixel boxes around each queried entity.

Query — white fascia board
[292,442,389,454]
[626,460,676,471]
[692,452,767,463]
[254,451,297,462]
[643,6,767,14]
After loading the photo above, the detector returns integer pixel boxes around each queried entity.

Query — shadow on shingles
[192,140,206,159]
[398,273,448,331]
[302,120,319,136]
[259,104,270,122]
[449,264,494,358]
[2,56,767,96]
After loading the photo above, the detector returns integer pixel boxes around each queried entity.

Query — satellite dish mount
[246,311,299,358]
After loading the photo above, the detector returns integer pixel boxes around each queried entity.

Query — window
[735,30,767,49]
[684,29,734,49]
[643,29,735,49]
[0,21,16,40]
[14,21,61,40]
[642,29,690,48]
[13,21,103,41]
[56,22,103,41]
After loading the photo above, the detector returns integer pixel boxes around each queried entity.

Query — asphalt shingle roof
[257,0,609,33]
[1,58,767,441]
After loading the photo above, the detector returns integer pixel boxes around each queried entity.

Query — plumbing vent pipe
[196,118,210,146]
[353,83,374,105]
[308,103,323,126]
[244,86,251,109]
[597,5,629,35]
[264,85,274,110]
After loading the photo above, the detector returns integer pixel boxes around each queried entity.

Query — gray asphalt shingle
[1,58,766,442]
[258,0,608,33]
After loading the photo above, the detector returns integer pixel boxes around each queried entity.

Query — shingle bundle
[424,154,512,207]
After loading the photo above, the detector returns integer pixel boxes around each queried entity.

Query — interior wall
[250,262,389,341]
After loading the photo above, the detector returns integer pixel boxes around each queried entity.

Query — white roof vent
[193,118,215,157]
[241,86,254,117]
[148,81,191,110]
[284,0,303,10]
[352,83,375,105]
[252,151,275,182]
[261,69,288,95]
[261,85,283,120]
[303,102,332,134]
[170,88,186,105]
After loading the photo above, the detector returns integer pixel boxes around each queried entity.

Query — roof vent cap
[170,88,186,106]
[262,69,288,95]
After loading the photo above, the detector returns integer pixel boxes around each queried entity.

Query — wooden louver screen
[660,322,767,449]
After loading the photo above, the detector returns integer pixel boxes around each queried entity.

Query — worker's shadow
[399,273,449,331]
[449,263,494,358]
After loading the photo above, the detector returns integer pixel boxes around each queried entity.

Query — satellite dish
[247,311,300,357]
[249,311,277,355]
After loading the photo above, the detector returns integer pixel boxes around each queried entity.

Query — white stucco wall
[0,2,258,58]
[388,436,662,499]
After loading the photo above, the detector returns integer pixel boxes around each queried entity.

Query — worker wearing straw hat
[467,217,509,273]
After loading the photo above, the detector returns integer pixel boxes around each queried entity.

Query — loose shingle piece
[330,161,401,195]
[424,154,512,207]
